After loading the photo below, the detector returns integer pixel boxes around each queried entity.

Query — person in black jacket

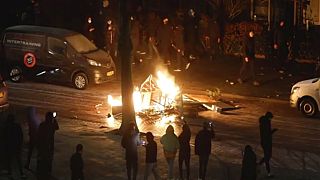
[238,30,259,86]
[195,122,215,180]
[36,111,59,179]
[4,114,25,179]
[70,144,84,180]
[258,112,278,178]
[143,132,160,180]
[274,20,289,71]
[121,123,141,180]
[178,123,191,180]
[25,106,41,170]
[241,145,257,180]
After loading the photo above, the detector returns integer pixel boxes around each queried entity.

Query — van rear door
[3,32,45,78]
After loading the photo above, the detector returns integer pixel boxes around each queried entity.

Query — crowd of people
[102,10,222,72]
[103,10,294,87]
[1,106,278,180]
[237,20,294,86]
[121,111,278,180]
[0,107,84,180]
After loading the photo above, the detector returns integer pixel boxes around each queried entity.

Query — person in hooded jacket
[160,125,180,180]
[178,123,191,180]
[25,106,41,170]
[70,144,84,180]
[195,122,215,180]
[241,145,257,180]
[258,112,278,178]
[36,111,59,179]
[143,132,160,180]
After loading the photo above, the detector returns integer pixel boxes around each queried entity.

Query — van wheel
[300,98,318,117]
[9,67,23,82]
[73,72,88,90]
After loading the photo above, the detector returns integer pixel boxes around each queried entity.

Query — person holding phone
[121,123,141,180]
[37,111,59,178]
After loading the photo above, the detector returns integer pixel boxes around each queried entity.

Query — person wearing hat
[195,121,215,180]
[258,112,278,178]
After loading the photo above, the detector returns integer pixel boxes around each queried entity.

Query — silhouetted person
[184,9,197,57]
[195,122,215,180]
[274,20,289,71]
[143,132,160,180]
[208,18,221,60]
[70,144,84,180]
[130,18,141,64]
[258,112,277,178]
[172,24,184,71]
[3,114,25,179]
[121,123,141,180]
[160,125,180,180]
[48,112,59,173]
[146,12,160,60]
[178,124,191,180]
[25,106,41,170]
[157,18,172,65]
[37,111,59,179]
[238,30,259,86]
[241,145,257,180]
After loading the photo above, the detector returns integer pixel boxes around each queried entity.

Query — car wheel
[300,98,318,117]
[9,66,23,82]
[73,72,88,90]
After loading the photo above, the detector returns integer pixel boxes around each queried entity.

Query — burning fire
[107,70,180,113]
[156,71,180,109]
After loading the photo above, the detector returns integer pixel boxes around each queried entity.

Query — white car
[290,78,320,117]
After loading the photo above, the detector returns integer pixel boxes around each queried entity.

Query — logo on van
[24,52,36,68]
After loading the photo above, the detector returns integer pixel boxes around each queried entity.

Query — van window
[65,34,97,53]
[48,37,66,56]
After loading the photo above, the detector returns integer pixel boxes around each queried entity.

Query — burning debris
[108,71,181,115]
[106,70,239,129]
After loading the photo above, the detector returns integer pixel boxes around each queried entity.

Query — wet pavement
[0,55,320,179]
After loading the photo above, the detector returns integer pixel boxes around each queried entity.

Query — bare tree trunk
[118,0,137,134]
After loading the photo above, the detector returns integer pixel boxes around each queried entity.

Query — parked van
[290,77,320,117]
[0,25,116,89]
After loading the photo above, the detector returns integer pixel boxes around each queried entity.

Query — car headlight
[87,59,101,66]
[291,87,300,94]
